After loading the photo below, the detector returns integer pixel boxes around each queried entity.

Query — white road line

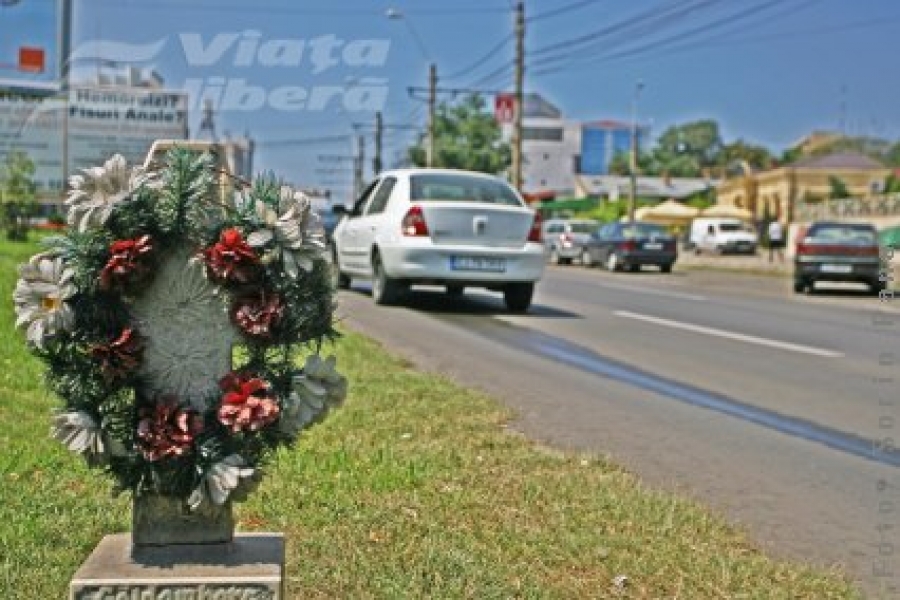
[594,280,707,302]
[614,310,844,358]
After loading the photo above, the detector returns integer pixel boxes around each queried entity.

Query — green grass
[0,237,861,599]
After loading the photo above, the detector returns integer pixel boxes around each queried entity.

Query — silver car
[330,168,545,312]
[542,218,600,265]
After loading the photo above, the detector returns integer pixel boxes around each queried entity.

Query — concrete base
[69,532,284,599]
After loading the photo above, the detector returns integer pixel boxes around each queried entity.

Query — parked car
[330,168,545,312]
[793,221,884,294]
[688,217,758,254]
[581,221,677,272]
[542,218,599,265]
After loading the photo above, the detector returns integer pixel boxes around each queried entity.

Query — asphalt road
[335,264,900,598]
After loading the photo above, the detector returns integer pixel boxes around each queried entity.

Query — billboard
[0,0,71,92]
[0,86,188,202]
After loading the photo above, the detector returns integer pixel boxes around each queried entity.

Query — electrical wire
[530,0,799,77]
[527,0,598,22]
[441,33,513,81]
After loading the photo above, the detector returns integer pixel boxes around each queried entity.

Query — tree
[0,151,38,241]
[650,120,723,177]
[716,140,774,172]
[828,176,850,200]
[607,149,654,177]
[886,141,900,168]
[408,94,510,175]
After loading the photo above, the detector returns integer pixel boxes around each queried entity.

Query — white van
[689,218,758,254]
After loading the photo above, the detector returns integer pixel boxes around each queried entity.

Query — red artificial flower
[217,372,280,433]
[89,327,144,381]
[136,396,203,462]
[203,228,260,284]
[231,292,284,339]
[99,235,154,291]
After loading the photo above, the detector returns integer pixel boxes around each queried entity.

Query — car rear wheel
[606,252,621,272]
[869,279,887,295]
[372,253,403,305]
[793,277,812,294]
[549,248,561,265]
[581,249,594,268]
[504,283,534,313]
[660,263,673,274]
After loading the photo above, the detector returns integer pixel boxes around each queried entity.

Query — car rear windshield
[570,222,598,233]
[410,173,522,206]
[806,224,877,244]
[623,223,667,238]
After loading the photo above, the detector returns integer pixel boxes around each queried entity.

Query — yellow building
[715,153,890,223]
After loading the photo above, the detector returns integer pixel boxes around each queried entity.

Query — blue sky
[65,0,900,198]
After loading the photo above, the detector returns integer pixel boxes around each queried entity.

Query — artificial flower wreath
[13,149,346,509]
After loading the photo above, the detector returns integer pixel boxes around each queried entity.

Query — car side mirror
[332,204,349,216]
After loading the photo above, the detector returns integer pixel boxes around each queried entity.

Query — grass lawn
[0,236,861,598]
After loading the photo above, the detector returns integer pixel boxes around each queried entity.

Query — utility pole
[427,63,437,167]
[374,111,383,174]
[511,1,525,191]
[354,135,365,200]
[628,80,644,224]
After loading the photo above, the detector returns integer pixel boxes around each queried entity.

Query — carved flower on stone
[13,254,76,349]
[66,154,151,232]
[188,454,258,509]
[136,396,203,461]
[279,354,347,438]
[217,372,280,433]
[203,228,260,284]
[246,187,326,278]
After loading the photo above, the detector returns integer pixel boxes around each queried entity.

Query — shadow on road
[343,285,581,319]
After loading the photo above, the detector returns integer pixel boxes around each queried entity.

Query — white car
[330,168,545,312]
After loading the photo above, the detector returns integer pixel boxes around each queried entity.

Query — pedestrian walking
[767,219,785,263]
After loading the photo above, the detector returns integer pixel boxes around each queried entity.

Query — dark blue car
[580,221,678,273]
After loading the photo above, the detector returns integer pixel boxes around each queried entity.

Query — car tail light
[528,212,542,243]
[795,242,812,256]
[617,240,636,251]
[559,232,571,245]
[401,206,429,236]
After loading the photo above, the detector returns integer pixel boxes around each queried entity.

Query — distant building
[500,93,650,196]
[580,120,648,176]
[500,93,580,196]
[576,174,714,202]
[715,152,890,222]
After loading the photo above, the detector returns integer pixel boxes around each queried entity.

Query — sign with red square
[494,93,516,124]
[18,47,46,73]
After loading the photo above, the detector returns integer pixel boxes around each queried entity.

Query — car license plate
[451,256,506,272]
[644,242,663,250]
[821,264,852,273]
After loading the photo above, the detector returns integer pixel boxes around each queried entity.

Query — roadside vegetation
[0,237,860,598]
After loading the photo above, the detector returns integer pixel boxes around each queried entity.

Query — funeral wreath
[13,148,347,508]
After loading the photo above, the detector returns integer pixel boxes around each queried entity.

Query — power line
[441,33,513,81]
[528,0,598,22]
[528,0,720,69]
[530,0,797,77]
